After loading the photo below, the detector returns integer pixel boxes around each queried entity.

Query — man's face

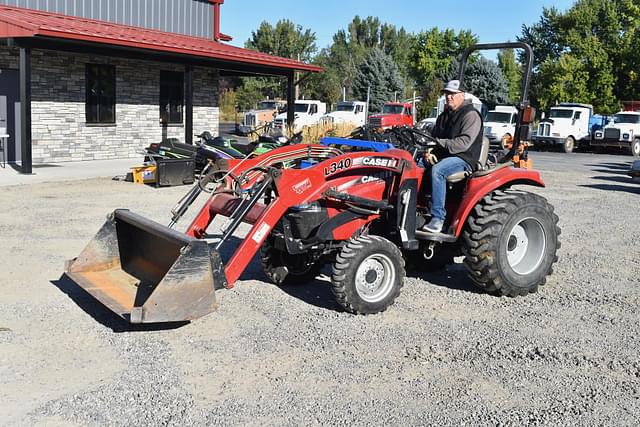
[444,91,465,111]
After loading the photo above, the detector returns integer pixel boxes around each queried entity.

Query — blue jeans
[427,156,471,221]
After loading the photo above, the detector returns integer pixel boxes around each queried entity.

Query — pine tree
[353,48,404,112]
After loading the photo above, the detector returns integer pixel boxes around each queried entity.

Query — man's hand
[424,148,438,166]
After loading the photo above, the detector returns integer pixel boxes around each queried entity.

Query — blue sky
[221,0,575,54]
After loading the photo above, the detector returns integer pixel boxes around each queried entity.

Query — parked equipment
[66,43,560,324]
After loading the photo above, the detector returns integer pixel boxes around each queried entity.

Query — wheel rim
[506,217,546,275]
[633,141,640,156]
[355,253,396,303]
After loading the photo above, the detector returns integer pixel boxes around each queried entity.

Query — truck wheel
[563,136,575,153]
[630,139,640,157]
[331,235,405,314]
[261,238,322,286]
[461,189,560,296]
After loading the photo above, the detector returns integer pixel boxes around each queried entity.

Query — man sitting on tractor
[421,79,484,233]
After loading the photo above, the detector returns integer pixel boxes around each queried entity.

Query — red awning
[0,5,322,73]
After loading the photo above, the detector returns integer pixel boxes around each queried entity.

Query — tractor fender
[450,167,545,237]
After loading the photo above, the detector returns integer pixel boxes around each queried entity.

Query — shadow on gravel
[51,274,189,332]
[275,277,343,312]
[587,162,632,173]
[407,262,483,294]
[579,183,640,195]
[592,175,639,185]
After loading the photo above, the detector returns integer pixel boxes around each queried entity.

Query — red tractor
[66,43,560,323]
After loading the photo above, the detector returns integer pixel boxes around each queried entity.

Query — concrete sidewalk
[0,158,141,187]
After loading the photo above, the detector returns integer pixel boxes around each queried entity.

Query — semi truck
[321,101,367,127]
[273,100,327,132]
[483,105,518,149]
[368,102,415,129]
[532,103,608,153]
[592,111,640,157]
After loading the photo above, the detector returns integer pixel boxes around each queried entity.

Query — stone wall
[0,46,219,163]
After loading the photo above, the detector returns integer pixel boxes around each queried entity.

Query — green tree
[309,16,414,102]
[497,48,522,103]
[238,19,317,109]
[518,1,640,113]
[409,27,477,118]
[352,48,404,112]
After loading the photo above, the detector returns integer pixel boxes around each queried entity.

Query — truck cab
[321,101,367,127]
[368,102,414,129]
[533,103,593,153]
[592,111,640,157]
[484,105,518,149]
[239,99,286,135]
[273,100,327,132]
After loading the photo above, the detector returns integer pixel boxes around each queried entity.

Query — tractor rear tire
[461,189,560,296]
[331,235,405,314]
[563,136,575,153]
[261,238,322,286]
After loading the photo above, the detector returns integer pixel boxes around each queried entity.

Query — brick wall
[0,46,219,163]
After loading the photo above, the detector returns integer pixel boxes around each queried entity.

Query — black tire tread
[461,189,560,296]
[331,235,405,314]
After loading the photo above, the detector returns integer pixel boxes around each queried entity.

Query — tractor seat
[446,136,490,184]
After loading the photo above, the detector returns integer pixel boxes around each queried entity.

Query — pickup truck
[533,103,607,153]
[592,111,640,157]
[273,100,327,132]
[321,101,367,127]
[238,99,286,135]
[368,102,414,129]
[483,105,518,149]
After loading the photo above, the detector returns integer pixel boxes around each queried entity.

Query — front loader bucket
[66,209,226,323]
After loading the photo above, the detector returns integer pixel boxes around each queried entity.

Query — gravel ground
[0,155,639,426]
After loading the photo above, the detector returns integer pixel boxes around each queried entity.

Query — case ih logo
[292,178,312,194]
[362,157,399,168]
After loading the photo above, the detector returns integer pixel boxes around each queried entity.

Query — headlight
[277,136,288,144]
[595,131,603,139]
[623,133,630,140]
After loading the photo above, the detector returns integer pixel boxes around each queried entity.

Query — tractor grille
[538,123,551,137]
[369,117,382,128]
[244,113,257,127]
[604,128,620,140]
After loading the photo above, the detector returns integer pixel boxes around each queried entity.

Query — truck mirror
[541,112,546,120]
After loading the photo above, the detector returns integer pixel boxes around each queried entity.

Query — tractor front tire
[331,235,405,314]
[261,238,322,286]
[462,189,560,296]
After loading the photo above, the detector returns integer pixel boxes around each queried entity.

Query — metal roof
[0,5,322,73]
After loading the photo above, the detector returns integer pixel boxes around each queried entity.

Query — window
[574,111,582,120]
[86,64,115,124]
[160,71,184,124]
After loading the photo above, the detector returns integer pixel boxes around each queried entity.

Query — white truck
[592,111,640,157]
[273,100,327,132]
[320,101,367,127]
[532,103,597,153]
[483,105,518,149]
[238,99,286,135]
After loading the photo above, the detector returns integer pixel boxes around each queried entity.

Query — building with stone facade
[0,1,320,173]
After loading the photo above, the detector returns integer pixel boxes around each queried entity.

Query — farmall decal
[362,157,399,168]
[292,178,312,194]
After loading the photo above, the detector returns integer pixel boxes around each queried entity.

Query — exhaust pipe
[66,209,226,323]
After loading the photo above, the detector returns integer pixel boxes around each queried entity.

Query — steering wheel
[406,127,438,147]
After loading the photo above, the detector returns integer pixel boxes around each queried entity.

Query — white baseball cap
[442,79,463,94]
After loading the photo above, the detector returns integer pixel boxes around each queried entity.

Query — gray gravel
[1,153,639,426]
